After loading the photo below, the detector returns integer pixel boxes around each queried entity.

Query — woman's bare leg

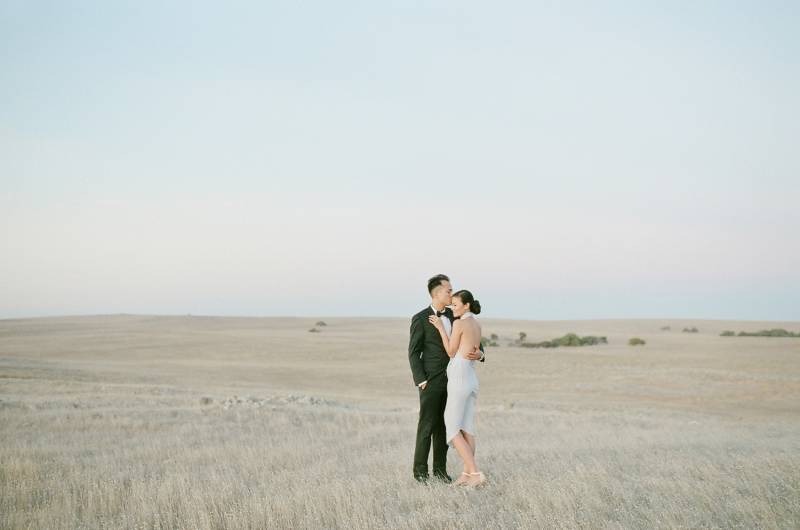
[451,432,478,474]
[463,431,476,457]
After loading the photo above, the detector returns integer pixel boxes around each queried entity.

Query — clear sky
[2,1,798,320]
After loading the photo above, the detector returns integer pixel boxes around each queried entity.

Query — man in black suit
[408,273,485,483]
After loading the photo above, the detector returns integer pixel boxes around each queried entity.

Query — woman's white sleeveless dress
[444,312,480,447]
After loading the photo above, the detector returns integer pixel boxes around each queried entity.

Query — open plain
[1,315,798,529]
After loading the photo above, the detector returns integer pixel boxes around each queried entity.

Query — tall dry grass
[1,315,799,529]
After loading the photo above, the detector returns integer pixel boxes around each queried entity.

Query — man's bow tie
[436,310,447,317]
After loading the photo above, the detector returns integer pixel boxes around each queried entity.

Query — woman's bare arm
[428,316,463,358]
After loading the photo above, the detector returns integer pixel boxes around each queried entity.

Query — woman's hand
[428,315,444,331]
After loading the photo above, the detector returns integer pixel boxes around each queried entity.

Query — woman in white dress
[428,289,486,488]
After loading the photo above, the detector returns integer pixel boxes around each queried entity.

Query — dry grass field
[1,315,798,529]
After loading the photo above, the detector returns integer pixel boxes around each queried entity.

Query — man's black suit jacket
[408,305,485,387]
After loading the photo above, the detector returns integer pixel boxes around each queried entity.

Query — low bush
[520,333,608,348]
[481,336,498,347]
[733,328,800,337]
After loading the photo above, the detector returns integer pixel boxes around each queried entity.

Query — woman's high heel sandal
[453,472,471,486]
[464,471,487,488]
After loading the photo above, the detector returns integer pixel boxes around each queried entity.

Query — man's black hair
[427,274,450,295]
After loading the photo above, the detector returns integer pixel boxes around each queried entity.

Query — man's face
[432,280,453,306]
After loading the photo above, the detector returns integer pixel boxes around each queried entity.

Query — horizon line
[1,312,798,324]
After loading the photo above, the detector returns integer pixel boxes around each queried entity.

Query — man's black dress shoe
[433,471,453,483]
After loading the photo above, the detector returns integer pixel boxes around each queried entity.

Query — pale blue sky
[2,1,798,320]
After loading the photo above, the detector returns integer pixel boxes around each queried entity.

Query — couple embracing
[408,274,487,488]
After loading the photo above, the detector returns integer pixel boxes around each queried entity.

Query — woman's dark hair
[427,274,450,294]
[453,290,481,315]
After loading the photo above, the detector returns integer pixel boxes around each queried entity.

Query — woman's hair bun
[471,299,481,315]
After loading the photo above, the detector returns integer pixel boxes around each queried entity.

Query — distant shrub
[308,328,320,333]
[519,332,527,342]
[720,330,736,337]
[730,328,800,338]
[490,333,499,340]
[481,336,498,347]
[521,340,558,348]
[521,333,608,348]
[315,321,327,327]
[555,333,583,347]
[574,335,607,345]
[682,327,699,333]
[660,326,671,331]
[628,337,646,346]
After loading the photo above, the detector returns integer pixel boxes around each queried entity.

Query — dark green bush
[520,333,608,348]
[730,328,800,337]
[720,330,735,336]
[628,337,646,346]
[521,341,558,348]
[682,327,699,333]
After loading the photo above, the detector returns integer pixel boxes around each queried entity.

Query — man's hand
[465,345,482,361]
[419,382,428,390]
